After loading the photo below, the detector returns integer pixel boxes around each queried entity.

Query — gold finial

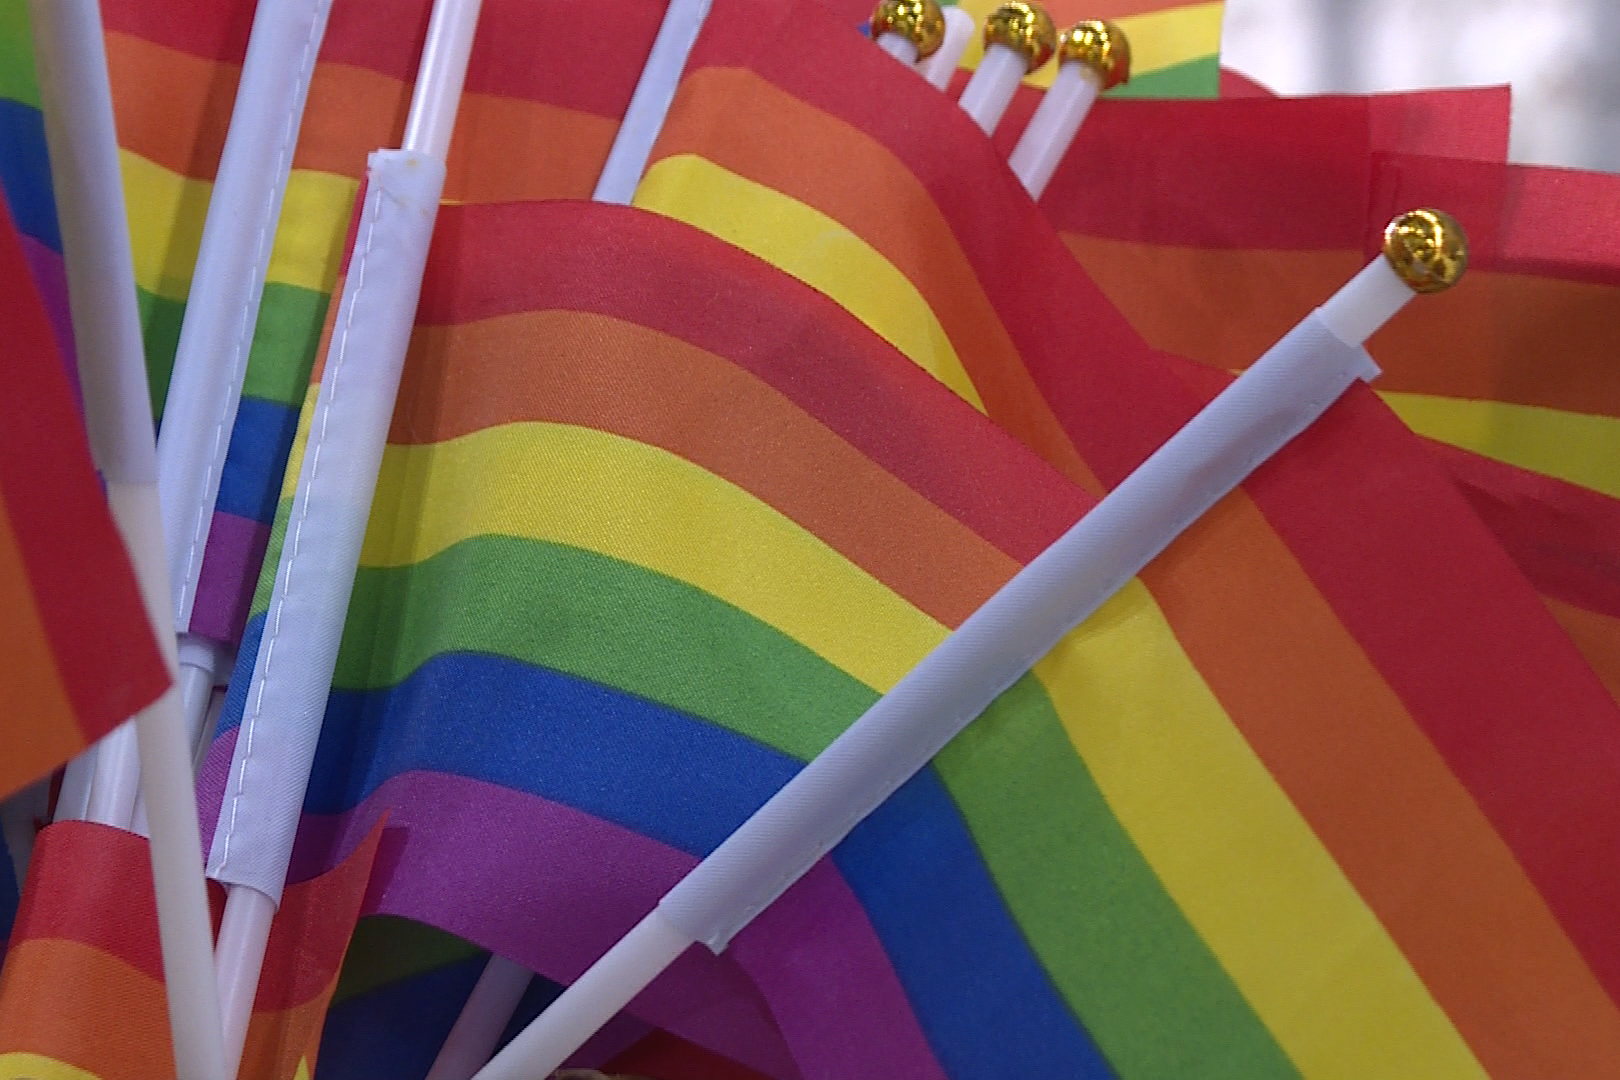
[1058,20,1130,90]
[983,2,1057,72]
[871,0,947,58]
[1382,209,1468,293]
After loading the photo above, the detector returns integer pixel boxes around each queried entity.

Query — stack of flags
[0,0,1617,1077]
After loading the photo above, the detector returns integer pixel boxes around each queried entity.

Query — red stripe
[1428,439,1620,620]
[12,819,380,1012]
[415,201,1089,564]
[0,199,168,739]
[101,0,670,121]
[1369,153,1620,286]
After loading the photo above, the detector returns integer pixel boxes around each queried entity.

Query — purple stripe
[196,724,234,852]
[289,770,949,1080]
[18,234,79,405]
[187,511,270,645]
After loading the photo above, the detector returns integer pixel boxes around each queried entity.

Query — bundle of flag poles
[0,0,1617,1078]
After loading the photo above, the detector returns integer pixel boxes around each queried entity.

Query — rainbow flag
[1037,98,1620,702]
[201,155,1620,1078]
[0,820,379,1080]
[0,164,169,801]
[625,0,1620,1072]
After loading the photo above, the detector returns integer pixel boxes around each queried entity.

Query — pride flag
[624,0,1620,1073]
[0,172,168,800]
[1038,97,1620,702]
[0,821,380,1080]
[200,159,1620,1078]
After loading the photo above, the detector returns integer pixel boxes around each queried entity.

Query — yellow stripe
[361,422,947,691]
[0,1053,99,1080]
[1035,579,1488,1080]
[279,382,322,500]
[634,155,986,411]
[1381,392,1620,500]
[954,0,1222,89]
[120,150,357,301]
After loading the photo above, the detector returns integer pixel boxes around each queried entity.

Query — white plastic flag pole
[870,0,944,65]
[1007,20,1128,200]
[917,5,975,91]
[472,210,1469,1080]
[206,1,480,1074]
[424,956,535,1080]
[28,3,228,1077]
[955,1,1055,134]
[59,0,337,834]
[592,0,714,204]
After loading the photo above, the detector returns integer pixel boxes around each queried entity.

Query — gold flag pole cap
[983,2,1058,72]
[1382,209,1468,293]
[871,0,947,58]
[1058,20,1130,89]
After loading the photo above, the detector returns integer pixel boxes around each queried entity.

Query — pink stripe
[288,770,949,1080]
[188,511,270,645]
[18,234,79,405]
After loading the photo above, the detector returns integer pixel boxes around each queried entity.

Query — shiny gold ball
[1058,20,1130,89]
[1382,209,1468,294]
[983,1,1057,72]
[870,0,947,57]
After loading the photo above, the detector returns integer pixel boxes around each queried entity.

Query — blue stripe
[308,650,1113,1077]
[214,396,301,524]
[0,97,59,251]
[0,841,18,950]
[317,955,488,1079]
[215,613,263,739]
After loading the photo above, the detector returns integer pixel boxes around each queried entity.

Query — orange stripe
[394,311,1019,626]
[1142,492,1620,1076]
[1544,596,1620,709]
[241,977,339,1080]
[0,495,82,797]
[654,67,1100,495]
[1062,233,1620,419]
[107,31,614,202]
[0,938,172,1080]
[0,937,337,1080]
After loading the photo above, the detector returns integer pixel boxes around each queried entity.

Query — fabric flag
[194,169,1620,1080]
[0,170,169,800]
[1038,102,1620,703]
[622,0,1620,1073]
[0,820,380,1079]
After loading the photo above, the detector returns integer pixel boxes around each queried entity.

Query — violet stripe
[187,510,271,644]
[290,769,949,1080]
[18,233,79,404]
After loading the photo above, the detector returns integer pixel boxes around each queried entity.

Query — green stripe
[138,288,184,418]
[251,496,292,616]
[338,535,872,760]
[339,533,1291,1070]
[330,916,484,1005]
[938,676,1299,1080]
[244,283,330,405]
[0,1,40,110]
[1107,55,1221,100]
[139,282,330,422]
